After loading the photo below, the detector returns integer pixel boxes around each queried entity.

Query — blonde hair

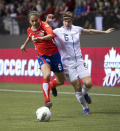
[62,11,73,20]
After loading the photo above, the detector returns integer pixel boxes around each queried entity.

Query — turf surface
[0,83,120,131]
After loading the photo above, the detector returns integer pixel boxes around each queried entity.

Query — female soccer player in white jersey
[46,12,115,115]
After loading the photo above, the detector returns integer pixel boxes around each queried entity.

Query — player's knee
[85,81,92,88]
[55,74,65,85]
[72,80,82,92]
[43,73,51,80]
[75,86,82,92]
[57,79,64,85]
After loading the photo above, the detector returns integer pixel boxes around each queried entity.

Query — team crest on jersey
[40,32,44,36]
[45,24,49,27]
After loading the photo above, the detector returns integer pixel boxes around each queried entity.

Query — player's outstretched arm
[20,37,31,52]
[82,28,115,35]
[105,28,115,33]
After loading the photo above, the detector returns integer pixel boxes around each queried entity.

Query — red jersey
[27,21,58,56]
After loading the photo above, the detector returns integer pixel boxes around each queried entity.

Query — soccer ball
[36,106,51,122]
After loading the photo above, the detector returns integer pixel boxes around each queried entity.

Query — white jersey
[53,25,90,82]
[54,25,83,68]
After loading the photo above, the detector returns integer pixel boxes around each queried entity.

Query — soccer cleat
[52,88,57,97]
[45,102,52,109]
[84,93,91,104]
[83,108,90,115]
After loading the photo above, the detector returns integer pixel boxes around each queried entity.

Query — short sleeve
[78,26,83,35]
[53,28,57,34]
[27,28,32,38]
[53,28,59,36]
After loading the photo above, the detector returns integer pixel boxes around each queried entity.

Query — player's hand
[32,37,43,42]
[20,44,26,52]
[32,37,40,42]
[105,28,115,33]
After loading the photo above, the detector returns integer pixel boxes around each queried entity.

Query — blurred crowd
[0,0,120,35]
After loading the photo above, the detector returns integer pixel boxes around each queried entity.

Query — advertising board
[0,47,120,87]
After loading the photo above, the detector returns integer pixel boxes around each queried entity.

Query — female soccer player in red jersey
[20,11,64,108]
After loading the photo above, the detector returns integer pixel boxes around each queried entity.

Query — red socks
[42,79,59,104]
[49,79,58,89]
[42,78,50,104]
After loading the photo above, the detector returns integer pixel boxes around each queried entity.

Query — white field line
[0,89,120,97]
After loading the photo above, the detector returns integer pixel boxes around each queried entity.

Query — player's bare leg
[81,76,92,104]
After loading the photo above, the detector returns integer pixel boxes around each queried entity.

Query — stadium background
[0,0,120,87]
[0,0,120,47]
[0,1,120,131]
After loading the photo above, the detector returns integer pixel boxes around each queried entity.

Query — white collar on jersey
[31,26,40,31]
[62,25,73,30]
[62,25,78,34]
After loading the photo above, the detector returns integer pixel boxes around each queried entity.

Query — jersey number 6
[64,34,69,41]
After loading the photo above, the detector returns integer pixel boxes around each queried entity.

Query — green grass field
[0,83,120,131]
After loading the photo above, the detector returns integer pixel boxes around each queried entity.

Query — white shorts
[64,61,90,82]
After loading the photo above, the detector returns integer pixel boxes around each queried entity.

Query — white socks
[75,92,88,110]
[42,83,49,98]
[82,85,90,95]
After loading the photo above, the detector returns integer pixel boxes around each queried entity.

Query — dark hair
[28,11,40,20]
[62,11,73,20]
